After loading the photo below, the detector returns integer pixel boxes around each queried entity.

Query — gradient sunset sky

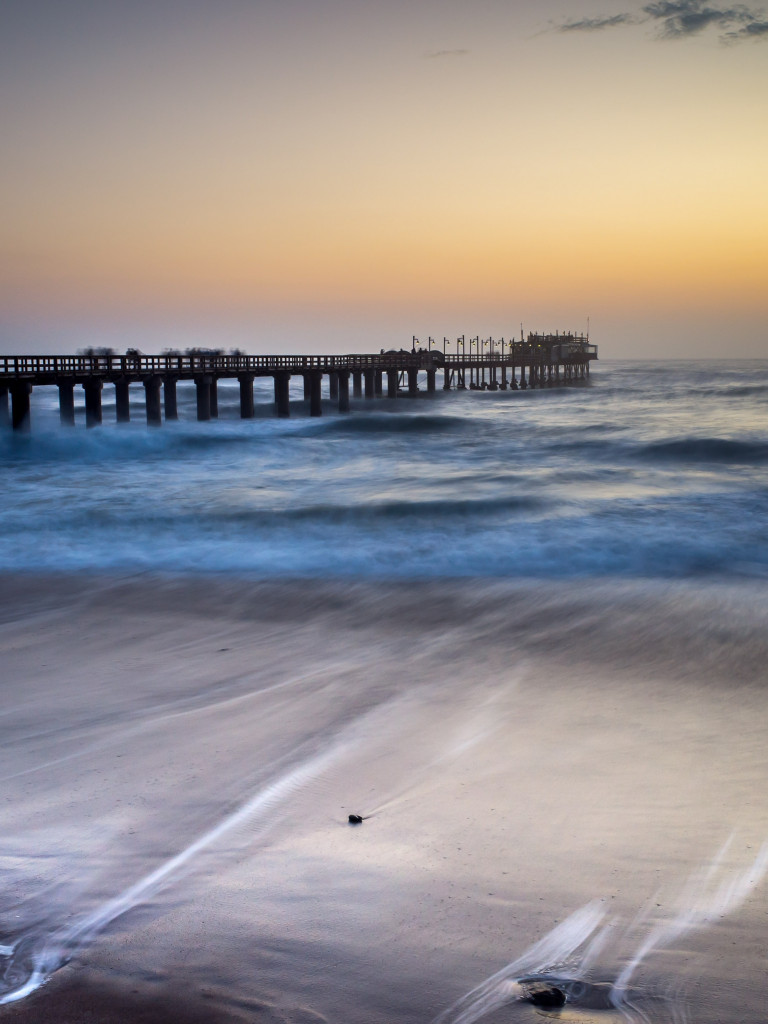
[2,0,766,357]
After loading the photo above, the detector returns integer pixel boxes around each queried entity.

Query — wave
[635,437,768,465]
[307,413,470,436]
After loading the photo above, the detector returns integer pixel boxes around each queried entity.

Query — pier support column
[310,372,323,417]
[239,374,255,419]
[303,374,312,401]
[144,377,162,426]
[58,379,75,426]
[500,365,507,390]
[329,372,339,401]
[0,386,9,429]
[374,370,383,396]
[114,378,130,423]
[337,370,350,413]
[164,378,178,420]
[387,369,399,398]
[10,383,32,432]
[427,369,436,393]
[352,371,363,398]
[274,372,291,417]
[83,380,102,428]
[520,365,527,390]
[196,375,212,421]
[443,368,452,390]
[407,367,419,394]
[364,369,375,399]
[210,378,219,418]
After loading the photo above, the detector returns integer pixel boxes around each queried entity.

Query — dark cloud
[559,14,635,31]
[642,0,755,36]
[555,0,768,41]
[426,48,469,58]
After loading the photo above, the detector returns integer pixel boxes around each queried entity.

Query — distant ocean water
[2,359,767,579]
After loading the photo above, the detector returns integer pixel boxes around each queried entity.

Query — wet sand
[0,574,767,1023]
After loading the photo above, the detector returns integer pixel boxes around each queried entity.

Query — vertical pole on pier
[209,378,219,419]
[310,372,323,417]
[0,386,8,429]
[115,378,130,423]
[83,380,102,428]
[275,372,291,417]
[58,379,76,426]
[303,374,311,401]
[164,378,178,421]
[427,369,436,393]
[374,370,383,396]
[337,370,350,413]
[443,366,451,390]
[387,369,398,398]
[10,383,32,432]
[144,377,162,426]
[407,367,419,394]
[196,375,212,421]
[329,372,339,401]
[364,369,375,399]
[520,363,527,390]
[352,371,363,398]
[239,374,255,419]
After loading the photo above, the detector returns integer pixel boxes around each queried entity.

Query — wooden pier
[0,334,597,431]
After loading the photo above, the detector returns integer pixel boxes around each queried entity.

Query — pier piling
[275,373,291,417]
[164,378,178,421]
[115,378,130,423]
[11,383,32,432]
[387,369,399,398]
[338,370,350,413]
[58,380,76,426]
[196,375,212,421]
[83,380,102,428]
[238,374,254,419]
[310,372,323,417]
[144,377,162,426]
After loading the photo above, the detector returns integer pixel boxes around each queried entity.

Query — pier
[0,333,596,431]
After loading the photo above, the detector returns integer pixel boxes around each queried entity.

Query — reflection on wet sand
[0,576,766,1023]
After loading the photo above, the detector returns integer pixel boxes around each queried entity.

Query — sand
[0,574,767,1023]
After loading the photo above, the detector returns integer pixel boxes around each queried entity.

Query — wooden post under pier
[115,378,130,423]
[58,379,76,426]
[144,377,162,426]
[274,372,291,418]
[196,375,212,421]
[164,377,178,420]
[84,380,102,428]
[238,374,255,419]
[11,383,31,432]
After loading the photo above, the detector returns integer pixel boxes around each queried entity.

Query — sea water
[0,359,767,1024]
[1,360,768,579]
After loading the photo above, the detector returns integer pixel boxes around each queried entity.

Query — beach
[1,574,767,1023]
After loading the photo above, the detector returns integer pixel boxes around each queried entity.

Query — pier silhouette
[0,334,596,431]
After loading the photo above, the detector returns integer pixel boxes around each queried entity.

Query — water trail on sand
[611,837,768,1004]
[0,737,352,1005]
[432,839,768,1024]
[433,902,608,1024]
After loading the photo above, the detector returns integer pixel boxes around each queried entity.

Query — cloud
[426,48,469,58]
[554,0,768,41]
[559,14,635,31]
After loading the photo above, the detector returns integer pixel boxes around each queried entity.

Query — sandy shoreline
[1,573,767,1023]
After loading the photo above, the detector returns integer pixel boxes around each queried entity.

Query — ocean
[2,359,768,579]
[0,359,767,1024]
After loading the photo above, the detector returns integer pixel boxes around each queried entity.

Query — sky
[1,0,767,358]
